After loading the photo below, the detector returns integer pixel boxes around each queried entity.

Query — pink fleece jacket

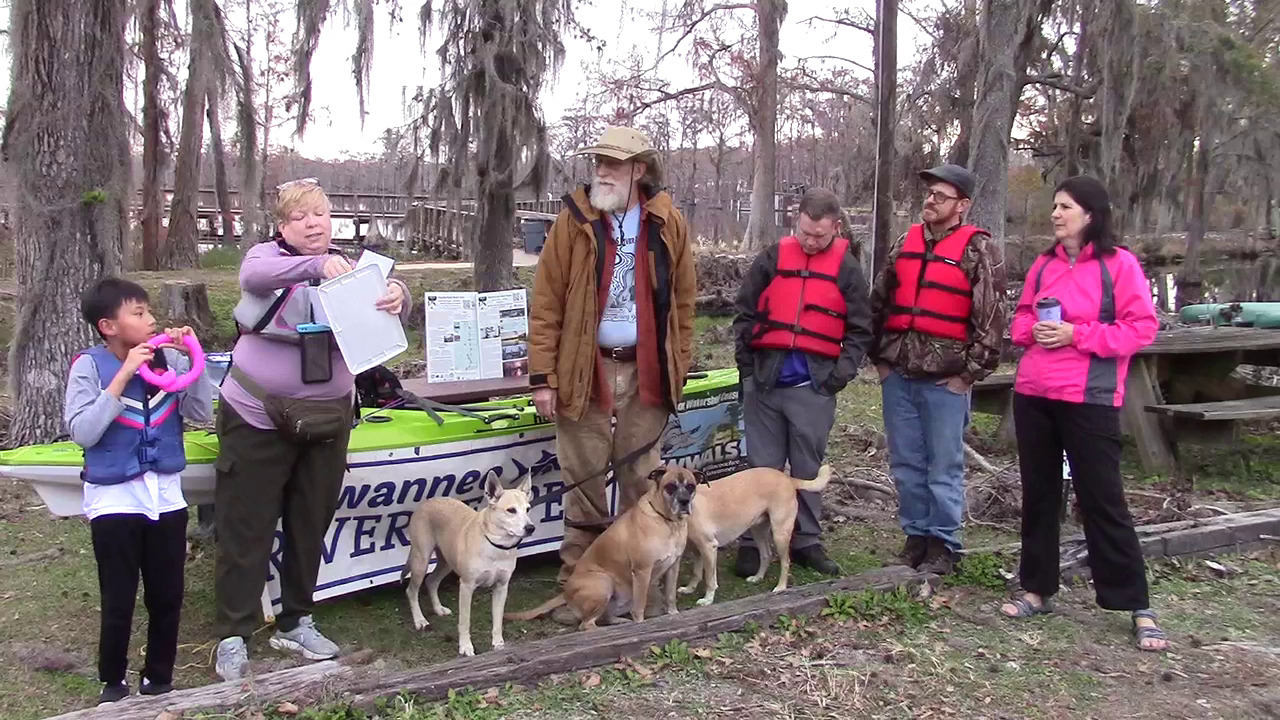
[1012,243,1157,407]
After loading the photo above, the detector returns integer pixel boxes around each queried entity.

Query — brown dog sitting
[678,464,832,606]
[506,465,698,630]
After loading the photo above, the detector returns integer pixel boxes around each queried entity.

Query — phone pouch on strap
[298,323,334,385]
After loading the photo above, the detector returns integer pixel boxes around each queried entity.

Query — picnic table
[971,326,1280,475]
[1127,326,1280,473]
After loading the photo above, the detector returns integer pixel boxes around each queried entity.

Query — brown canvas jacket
[529,186,696,421]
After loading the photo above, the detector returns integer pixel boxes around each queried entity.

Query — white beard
[589,182,630,213]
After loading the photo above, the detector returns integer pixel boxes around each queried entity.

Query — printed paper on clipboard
[315,265,408,374]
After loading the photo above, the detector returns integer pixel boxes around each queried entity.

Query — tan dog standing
[404,475,536,656]
[506,466,698,630]
[678,464,832,605]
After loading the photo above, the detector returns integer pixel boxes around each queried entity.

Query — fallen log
[831,476,896,498]
[963,442,1001,475]
[959,507,1280,576]
[47,565,927,720]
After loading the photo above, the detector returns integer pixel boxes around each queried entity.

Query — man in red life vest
[732,188,874,576]
[870,164,1006,575]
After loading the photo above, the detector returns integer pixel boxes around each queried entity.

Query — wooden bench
[1144,396,1280,447]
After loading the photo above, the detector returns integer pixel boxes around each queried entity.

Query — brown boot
[897,535,928,568]
[917,536,957,576]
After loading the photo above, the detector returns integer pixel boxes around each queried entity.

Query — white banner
[261,379,747,617]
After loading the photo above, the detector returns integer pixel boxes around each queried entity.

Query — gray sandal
[1132,609,1170,652]
[1001,594,1053,618]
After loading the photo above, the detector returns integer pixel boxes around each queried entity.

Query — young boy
[64,278,214,705]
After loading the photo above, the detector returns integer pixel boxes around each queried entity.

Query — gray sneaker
[269,615,339,660]
[215,636,249,682]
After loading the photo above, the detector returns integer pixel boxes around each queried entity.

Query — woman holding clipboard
[211,180,412,680]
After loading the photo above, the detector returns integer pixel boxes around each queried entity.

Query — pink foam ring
[137,333,206,392]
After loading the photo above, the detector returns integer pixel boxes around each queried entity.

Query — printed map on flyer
[424,288,529,382]
[424,292,482,381]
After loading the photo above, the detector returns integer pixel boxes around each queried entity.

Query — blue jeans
[881,371,970,551]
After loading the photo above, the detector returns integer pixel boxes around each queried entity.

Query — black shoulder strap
[560,191,610,291]
[563,192,588,224]
[251,290,292,333]
[651,218,671,299]
[592,218,609,290]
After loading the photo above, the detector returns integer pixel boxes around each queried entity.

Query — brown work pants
[212,401,353,639]
[555,358,669,584]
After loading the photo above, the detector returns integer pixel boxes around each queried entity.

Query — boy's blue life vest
[79,345,187,485]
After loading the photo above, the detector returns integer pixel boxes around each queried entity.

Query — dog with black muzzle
[506,465,698,630]
[404,475,536,656]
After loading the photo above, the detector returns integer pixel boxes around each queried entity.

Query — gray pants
[740,380,837,549]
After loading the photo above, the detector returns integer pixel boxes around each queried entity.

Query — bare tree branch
[802,14,874,36]
[649,2,756,74]
[1022,73,1097,99]
[897,5,939,41]
[629,81,721,116]
[784,80,871,104]
[795,54,874,75]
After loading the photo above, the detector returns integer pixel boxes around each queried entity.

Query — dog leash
[391,391,713,528]
[527,423,667,509]
[394,386,668,508]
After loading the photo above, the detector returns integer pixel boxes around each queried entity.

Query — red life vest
[749,236,849,358]
[882,224,983,341]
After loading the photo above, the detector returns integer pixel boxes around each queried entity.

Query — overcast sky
[0,1,924,160]
[286,0,920,158]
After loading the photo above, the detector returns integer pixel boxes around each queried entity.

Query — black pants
[213,401,351,639]
[1013,393,1149,610]
[91,508,189,686]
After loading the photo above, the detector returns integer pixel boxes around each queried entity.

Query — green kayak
[0,368,745,516]
[1180,302,1280,328]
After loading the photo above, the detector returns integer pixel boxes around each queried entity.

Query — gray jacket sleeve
[162,348,215,424]
[64,355,124,448]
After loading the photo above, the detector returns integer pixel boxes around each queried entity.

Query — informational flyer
[423,292,482,381]
[476,289,529,379]
[424,288,529,382]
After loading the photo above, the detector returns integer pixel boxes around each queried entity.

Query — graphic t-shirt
[597,204,642,348]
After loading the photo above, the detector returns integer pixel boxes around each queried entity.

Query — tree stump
[161,280,215,334]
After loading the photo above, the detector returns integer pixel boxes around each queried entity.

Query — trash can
[206,352,232,399]
[521,219,550,254]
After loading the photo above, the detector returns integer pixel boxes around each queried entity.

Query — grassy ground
[6,489,1275,720]
[1,266,1279,717]
[236,549,1280,720]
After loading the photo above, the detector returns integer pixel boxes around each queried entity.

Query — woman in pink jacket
[1000,176,1169,652]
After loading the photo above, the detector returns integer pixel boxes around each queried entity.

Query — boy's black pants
[90,508,188,686]
[1013,393,1149,610]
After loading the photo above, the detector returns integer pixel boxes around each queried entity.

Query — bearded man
[529,126,696,590]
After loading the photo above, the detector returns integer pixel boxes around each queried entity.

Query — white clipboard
[313,264,408,374]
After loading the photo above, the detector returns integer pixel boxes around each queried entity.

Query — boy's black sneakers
[98,682,129,705]
[140,677,174,696]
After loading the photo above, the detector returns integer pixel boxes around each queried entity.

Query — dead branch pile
[695,252,753,316]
